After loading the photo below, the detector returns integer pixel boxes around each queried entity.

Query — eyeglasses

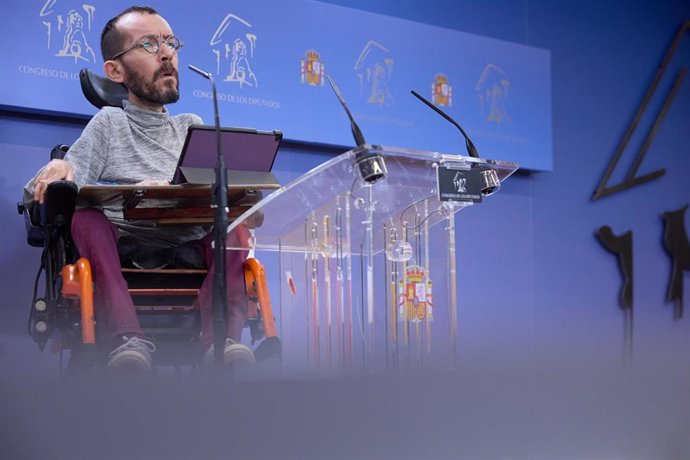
[110,35,183,60]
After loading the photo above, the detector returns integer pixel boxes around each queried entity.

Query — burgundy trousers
[71,208,249,349]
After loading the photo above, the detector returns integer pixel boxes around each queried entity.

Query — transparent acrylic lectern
[227,146,518,376]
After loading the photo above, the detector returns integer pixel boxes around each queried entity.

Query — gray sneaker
[203,339,255,368]
[107,336,156,373]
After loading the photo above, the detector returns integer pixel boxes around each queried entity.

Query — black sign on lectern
[437,165,483,203]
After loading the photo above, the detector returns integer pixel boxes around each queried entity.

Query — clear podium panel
[228,145,518,375]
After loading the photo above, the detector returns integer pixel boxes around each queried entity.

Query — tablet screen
[173,125,282,184]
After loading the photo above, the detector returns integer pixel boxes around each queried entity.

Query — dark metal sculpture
[592,21,689,201]
[662,205,690,320]
[596,225,634,361]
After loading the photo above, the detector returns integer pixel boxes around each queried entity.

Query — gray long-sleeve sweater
[25,101,209,247]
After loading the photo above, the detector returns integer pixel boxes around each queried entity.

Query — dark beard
[123,62,179,105]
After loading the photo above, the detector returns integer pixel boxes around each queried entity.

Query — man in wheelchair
[23,6,263,373]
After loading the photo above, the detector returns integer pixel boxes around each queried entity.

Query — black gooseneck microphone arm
[326,75,366,146]
[189,64,227,368]
[410,89,480,159]
[326,75,386,183]
[411,90,502,195]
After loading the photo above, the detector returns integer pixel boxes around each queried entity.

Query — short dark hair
[100,5,159,61]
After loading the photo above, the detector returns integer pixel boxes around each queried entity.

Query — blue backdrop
[1,0,552,170]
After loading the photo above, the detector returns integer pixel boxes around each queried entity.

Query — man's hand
[33,159,75,204]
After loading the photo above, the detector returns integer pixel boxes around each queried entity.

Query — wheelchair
[17,69,281,372]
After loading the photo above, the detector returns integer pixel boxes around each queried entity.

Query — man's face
[114,12,180,108]
[121,53,179,106]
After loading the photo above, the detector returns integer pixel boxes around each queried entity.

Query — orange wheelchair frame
[21,180,279,371]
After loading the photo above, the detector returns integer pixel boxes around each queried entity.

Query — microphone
[410,89,499,195]
[326,75,386,184]
[188,64,228,368]
[410,90,479,158]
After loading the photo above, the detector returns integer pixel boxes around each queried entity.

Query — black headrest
[79,68,128,109]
